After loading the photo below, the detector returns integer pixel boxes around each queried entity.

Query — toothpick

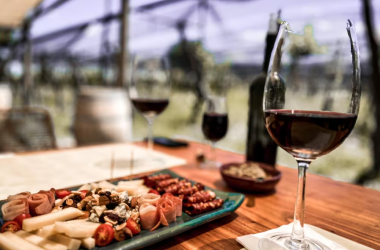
[110,151,115,181]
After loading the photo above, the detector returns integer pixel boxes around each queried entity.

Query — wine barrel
[0,83,12,109]
[73,86,132,146]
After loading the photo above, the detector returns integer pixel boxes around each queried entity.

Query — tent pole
[23,21,33,105]
[117,0,129,87]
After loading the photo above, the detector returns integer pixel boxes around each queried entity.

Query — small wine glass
[258,20,361,250]
[201,96,229,168]
[129,55,171,155]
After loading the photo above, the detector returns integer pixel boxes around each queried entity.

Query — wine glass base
[258,233,330,250]
[199,160,222,169]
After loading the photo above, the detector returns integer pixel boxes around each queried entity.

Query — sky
[28,0,380,64]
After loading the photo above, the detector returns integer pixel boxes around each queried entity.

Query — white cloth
[0,144,186,199]
[236,223,374,250]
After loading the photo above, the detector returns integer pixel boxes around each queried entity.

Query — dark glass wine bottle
[246,13,279,166]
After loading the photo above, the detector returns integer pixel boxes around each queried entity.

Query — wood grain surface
[133,141,380,250]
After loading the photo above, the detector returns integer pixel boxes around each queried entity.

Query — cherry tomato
[79,190,89,199]
[126,218,141,235]
[93,224,114,247]
[162,193,173,198]
[13,213,31,228]
[148,189,160,195]
[1,221,20,233]
[55,189,72,199]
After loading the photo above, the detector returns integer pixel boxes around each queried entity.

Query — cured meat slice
[157,196,176,223]
[143,174,172,187]
[139,203,159,230]
[28,193,53,216]
[156,178,179,191]
[38,188,55,207]
[150,195,182,231]
[164,180,192,195]
[7,192,31,201]
[150,210,168,231]
[171,196,182,217]
[184,199,224,216]
[137,193,161,206]
[183,190,216,204]
[1,198,29,221]
[178,183,205,196]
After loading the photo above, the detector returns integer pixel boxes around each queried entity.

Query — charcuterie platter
[0,169,244,250]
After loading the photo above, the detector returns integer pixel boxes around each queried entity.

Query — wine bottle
[246,13,279,166]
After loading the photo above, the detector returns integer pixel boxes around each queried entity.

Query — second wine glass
[129,55,171,155]
[201,96,229,168]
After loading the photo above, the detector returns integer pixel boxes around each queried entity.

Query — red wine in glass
[265,110,357,160]
[259,21,361,250]
[202,112,228,142]
[131,98,169,117]
[129,55,171,156]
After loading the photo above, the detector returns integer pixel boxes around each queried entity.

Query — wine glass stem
[211,141,217,162]
[147,119,154,155]
[289,160,310,246]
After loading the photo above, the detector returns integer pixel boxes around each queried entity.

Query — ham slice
[150,195,183,231]
[38,188,55,207]
[28,194,53,216]
[137,193,160,206]
[158,197,176,223]
[168,196,182,217]
[1,198,29,221]
[151,210,168,231]
[7,192,31,201]
[139,203,159,230]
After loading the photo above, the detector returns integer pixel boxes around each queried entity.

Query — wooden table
[9,141,380,249]
[131,141,380,250]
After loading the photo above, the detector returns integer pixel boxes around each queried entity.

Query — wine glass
[259,20,360,250]
[129,55,171,155]
[201,96,229,168]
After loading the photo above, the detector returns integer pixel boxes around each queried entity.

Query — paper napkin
[236,223,374,250]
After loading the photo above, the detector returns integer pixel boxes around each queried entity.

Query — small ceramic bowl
[220,162,282,192]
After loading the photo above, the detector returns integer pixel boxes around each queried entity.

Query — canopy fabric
[0,0,42,28]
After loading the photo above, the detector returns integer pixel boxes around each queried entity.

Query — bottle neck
[262,33,277,73]
[262,13,279,73]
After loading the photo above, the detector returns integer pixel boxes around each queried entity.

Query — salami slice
[38,188,55,207]
[28,194,52,216]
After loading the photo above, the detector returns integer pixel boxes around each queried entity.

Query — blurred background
[0,0,379,189]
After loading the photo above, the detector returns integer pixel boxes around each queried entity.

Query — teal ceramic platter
[0,169,245,250]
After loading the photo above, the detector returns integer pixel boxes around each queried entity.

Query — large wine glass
[259,20,360,250]
[201,96,229,168]
[129,55,171,155]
